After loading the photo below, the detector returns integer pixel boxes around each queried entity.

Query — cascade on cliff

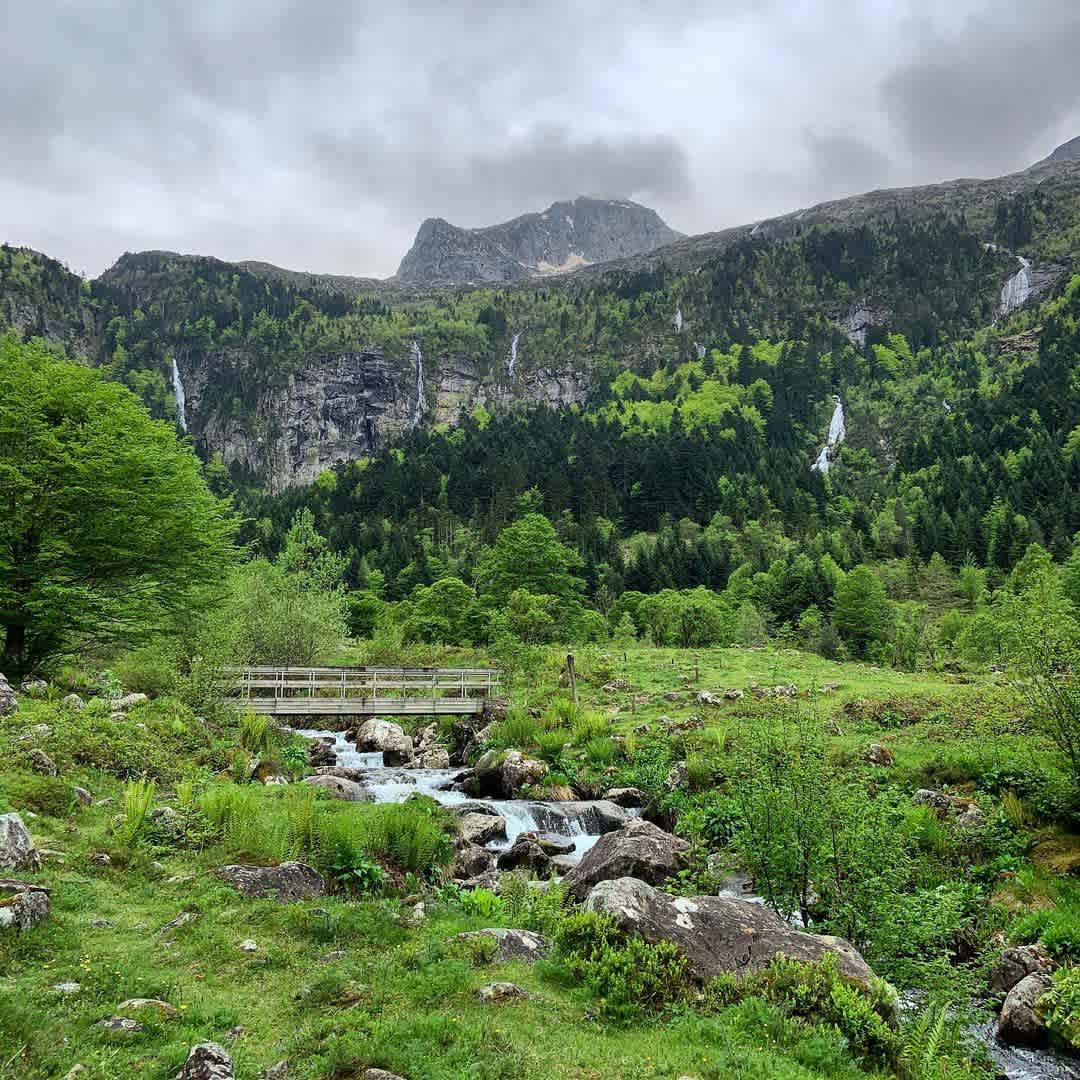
[811,396,846,474]
[999,256,1032,317]
[673,307,684,332]
[411,341,426,426]
[507,331,521,377]
[170,357,188,432]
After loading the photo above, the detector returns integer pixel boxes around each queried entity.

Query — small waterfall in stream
[1000,256,1032,317]
[170,357,188,432]
[811,396,846,474]
[410,341,426,426]
[506,331,521,377]
[672,307,684,332]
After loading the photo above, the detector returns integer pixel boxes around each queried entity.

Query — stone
[96,1016,143,1037]
[998,972,1053,1046]
[496,837,553,878]
[601,786,645,808]
[0,879,50,931]
[564,820,689,902]
[698,691,725,706]
[452,928,551,963]
[451,841,496,879]
[263,1063,290,1079]
[159,911,199,934]
[414,748,450,769]
[466,749,548,798]
[314,765,366,781]
[20,678,48,698]
[458,812,507,846]
[52,982,81,995]
[302,774,373,801]
[217,862,326,902]
[0,672,17,716]
[62,693,85,711]
[113,692,149,711]
[530,833,576,856]
[90,918,115,929]
[989,944,1055,997]
[118,997,180,1019]
[73,786,92,806]
[0,813,40,871]
[148,806,185,839]
[665,761,689,791]
[62,1067,87,1079]
[238,939,259,952]
[602,680,632,692]
[864,743,895,766]
[27,748,58,776]
[320,949,347,964]
[181,1042,234,1079]
[362,1071,408,1080]
[353,718,414,765]
[89,852,113,866]
[476,981,531,1003]
[585,877,874,987]
[912,789,984,826]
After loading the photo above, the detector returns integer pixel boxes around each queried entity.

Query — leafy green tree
[475,513,584,607]
[0,336,235,676]
[833,566,892,658]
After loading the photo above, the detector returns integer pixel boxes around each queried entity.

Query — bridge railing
[227,666,502,703]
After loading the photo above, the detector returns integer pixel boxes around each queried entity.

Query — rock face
[0,879,50,930]
[0,673,16,716]
[353,719,414,766]
[584,877,874,987]
[998,972,1053,1046]
[452,928,550,963]
[396,196,682,285]
[563,820,688,901]
[216,862,326,902]
[302,774,373,801]
[1042,135,1080,164]
[0,813,40,871]
[181,1042,234,1080]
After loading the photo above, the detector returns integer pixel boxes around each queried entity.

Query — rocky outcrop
[217,862,326,902]
[396,197,682,285]
[998,972,1053,1046]
[353,719,414,766]
[451,841,496,879]
[0,813,40,871]
[602,787,645,808]
[0,673,16,717]
[989,944,1054,997]
[302,775,373,801]
[465,750,548,798]
[496,836,553,878]
[452,928,550,963]
[584,877,874,987]
[563,820,688,901]
[458,812,507,847]
[476,981,531,1003]
[0,878,50,931]
[181,1042,234,1080]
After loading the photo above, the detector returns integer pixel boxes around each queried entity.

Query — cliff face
[396,196,682,284]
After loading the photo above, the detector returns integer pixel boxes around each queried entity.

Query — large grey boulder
[496,836,553,878]
[458,812,506,846]
[998,972,1053,1046]
[465,749,547,797]
[602,787,645,808]
[452,928,550,963]
[181,1042,234,1079]
[216,862,326,902]
[564,819,688,901]
[451,841,496,879]
[302,774,373,801]
[0,672,16,717]
[0,813,40,871]
[353,719,414,765]
[585,877,874,987]
[989,944,1054,997]
[0,879,50,931]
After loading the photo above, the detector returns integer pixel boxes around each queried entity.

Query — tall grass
[114,778,156,847]
[571,711,609,744]
[488,708,540,749]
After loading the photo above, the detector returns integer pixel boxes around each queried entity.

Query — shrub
[0,772,78,818]
[1040,966,1080,1051]
[685,753,717,791]
[488,709,539,749]
[114,778,156,848]
[350,803,454,876]
[571,711,609,744]
[584,736,618,766]
[460,887,503,919]
[535,729,569,762]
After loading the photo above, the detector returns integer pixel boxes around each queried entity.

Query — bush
[584,736,619,766]
[113,778,156,848]
[1040,966,1080,1051]
[488,709,539,749]
[0,771,78,817]
[571,711,609,744]
[349,803,454,877]
[535,729,569,762]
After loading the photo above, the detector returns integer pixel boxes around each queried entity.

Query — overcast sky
[3,0,1078,279]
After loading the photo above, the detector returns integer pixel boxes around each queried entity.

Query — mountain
[395,196,682,284]
[1044,135,1080,164]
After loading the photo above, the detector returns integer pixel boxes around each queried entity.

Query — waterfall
[506,331,521,377]
[694,342,706,360]
[170,357,188,432]
[673,307,684,332]
[411,341,426,425]
[999,256,1032,317]
[811,396,846,474]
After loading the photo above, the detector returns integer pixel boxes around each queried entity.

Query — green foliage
[113,778,156,848]
[0,771,77,818]
[1039,966,1080,1050]
[0,335,236,676]
[487,708,540,749]
[459,887,503,919]
[833,566,892,659]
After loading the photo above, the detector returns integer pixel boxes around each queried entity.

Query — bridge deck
[229,665,502,717]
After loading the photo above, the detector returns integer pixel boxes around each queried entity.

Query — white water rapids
[293,727,620,862]
[170,358,188,432]
[811,396,846,474]
[1000,256,1032,317]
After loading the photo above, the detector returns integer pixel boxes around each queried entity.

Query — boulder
[217,862,326,902]
[0,813,40,871]
[584,877,874,987]
[602,787,645,808]
[989,944,1054,997]
[353,719,414,766]
[312,765,365,781]
[414,748,450,769]
[181,1042,234,1080]
[20,678,48,698]
[96,1017,143,1037]
[27,748,57,776]
[459,870,500,892]
[458,812,507,846]
[308,738,337,767]
[118,997,180,1020]
[864,743,895,767]
[73,786,93,806]
[0,879,50,931]
[302,775,372,801]
[665,761,689,791]
[496,837,553,878]
[998,972,1053,1046]
[451,841,496,879]
[0,672,17,716]
[564,820,689,901]
[62,693,85,711]
[529,833,576,856]
[362,1071,408,1080]
[452,927,551,963]
[466,749,547,798]
[113,692,148,711]
[476,981,530,1003]
[912,789,984,827]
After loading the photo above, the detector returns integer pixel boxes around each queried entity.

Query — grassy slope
[0,647,1034,1079]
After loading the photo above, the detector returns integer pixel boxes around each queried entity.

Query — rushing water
[293,727,624,863]
[811,396,846,474]
[411,341,426,426]
[170,358,188,432]
[1000,256,1033,317]
[673,307,684,332]
[507,332,521,377]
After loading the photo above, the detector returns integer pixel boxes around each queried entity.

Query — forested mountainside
[1,153,1079,495]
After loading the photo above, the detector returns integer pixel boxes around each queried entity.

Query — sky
[3,0,1079,279]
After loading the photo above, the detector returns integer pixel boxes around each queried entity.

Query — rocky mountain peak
[1045,135,1080,163]
[395,196,682,285]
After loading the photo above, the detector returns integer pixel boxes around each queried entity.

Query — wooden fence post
[567,652,578,705]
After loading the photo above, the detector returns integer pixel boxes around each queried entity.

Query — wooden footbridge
[229,666,503,717]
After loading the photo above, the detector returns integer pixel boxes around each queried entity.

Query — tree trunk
[0,622,27,679]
